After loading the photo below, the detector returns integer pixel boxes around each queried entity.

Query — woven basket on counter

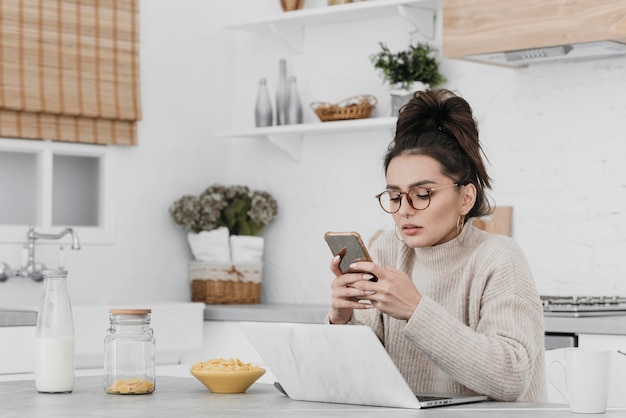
[310,95,377,122]
[189,261,261,304]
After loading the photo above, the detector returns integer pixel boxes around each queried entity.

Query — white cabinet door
[0,327,36,375]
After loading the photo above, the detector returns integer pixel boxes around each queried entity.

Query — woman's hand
[348,261,423,321]
[329,254,423,323]
[328,254,376,324]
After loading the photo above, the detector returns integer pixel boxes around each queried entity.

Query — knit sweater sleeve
[361,228,546,402]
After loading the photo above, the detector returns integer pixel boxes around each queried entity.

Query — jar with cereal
[104,308,155,394]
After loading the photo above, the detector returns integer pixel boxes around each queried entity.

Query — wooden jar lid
[109,308,151,315]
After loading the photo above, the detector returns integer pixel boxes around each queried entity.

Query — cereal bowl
[190,358,265,394]
[190,368,265,394]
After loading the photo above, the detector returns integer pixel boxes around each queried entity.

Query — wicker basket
[310,95,377,122]
[189,262,261,304]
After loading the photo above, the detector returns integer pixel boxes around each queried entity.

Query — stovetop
[541,295,626,317]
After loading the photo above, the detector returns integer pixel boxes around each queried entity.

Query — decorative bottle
[35,269,75,393]
[275,59,289,125]
[255,78,273,127]
[286,76,303,124]
[104,308,156,395]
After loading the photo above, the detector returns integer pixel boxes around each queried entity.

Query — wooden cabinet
[443,0,626,64]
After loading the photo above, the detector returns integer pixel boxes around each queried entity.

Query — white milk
[35,337,75,393]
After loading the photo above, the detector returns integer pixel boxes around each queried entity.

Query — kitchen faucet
[0,224,81,282]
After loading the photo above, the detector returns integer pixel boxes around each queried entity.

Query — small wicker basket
[310,95,377,122]
[189,262,261,304]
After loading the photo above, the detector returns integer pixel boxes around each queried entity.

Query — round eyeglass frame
[375,183,459,213]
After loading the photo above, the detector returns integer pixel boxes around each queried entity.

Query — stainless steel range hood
[461,40,626,67]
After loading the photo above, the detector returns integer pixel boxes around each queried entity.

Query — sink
[0,309,38,327]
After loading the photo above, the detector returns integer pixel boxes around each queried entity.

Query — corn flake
[106,378,155,394]
[191,357,263,372]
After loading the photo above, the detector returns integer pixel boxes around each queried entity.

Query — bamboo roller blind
[0,0,140,145]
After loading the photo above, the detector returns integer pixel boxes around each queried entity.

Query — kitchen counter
[0,309,37,327]
[203,303,329,323]
[205,304,626,337]
[5,375,626,417]
[544,314,626,335]
[7,302,626,332]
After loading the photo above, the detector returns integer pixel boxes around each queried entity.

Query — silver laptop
[240,321,488,409]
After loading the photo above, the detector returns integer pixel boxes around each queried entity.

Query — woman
[328,89,546,402]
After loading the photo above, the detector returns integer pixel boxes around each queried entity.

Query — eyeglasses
[375,184,459,213]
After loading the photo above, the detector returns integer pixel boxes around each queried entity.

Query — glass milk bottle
[35,269,75,393]
[104,309,156,394]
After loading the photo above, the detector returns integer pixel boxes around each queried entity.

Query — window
[0,150,38,225]
[0,138,115,244]
[52,154,101,227]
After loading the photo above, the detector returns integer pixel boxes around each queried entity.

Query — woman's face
[385,153,475,247]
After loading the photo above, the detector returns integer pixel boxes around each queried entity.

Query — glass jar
[104,309,155,394]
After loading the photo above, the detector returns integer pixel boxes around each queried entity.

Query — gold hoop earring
[456,215,465,236]
[394,225,404,242]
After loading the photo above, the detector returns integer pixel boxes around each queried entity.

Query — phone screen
[324,231,376,281]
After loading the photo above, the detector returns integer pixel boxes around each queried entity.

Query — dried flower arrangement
[169,184,278,236]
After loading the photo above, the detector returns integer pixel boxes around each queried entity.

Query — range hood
[462,40,626,68]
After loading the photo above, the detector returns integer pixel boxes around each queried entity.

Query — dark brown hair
[383,89,492,219]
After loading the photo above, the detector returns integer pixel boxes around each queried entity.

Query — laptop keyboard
[417,395,450,402]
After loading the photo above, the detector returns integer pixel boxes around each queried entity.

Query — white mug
[548,348,611,414]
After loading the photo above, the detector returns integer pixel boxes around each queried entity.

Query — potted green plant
[370,41,446,115]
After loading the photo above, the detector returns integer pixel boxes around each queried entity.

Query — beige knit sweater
[347,222,547,402]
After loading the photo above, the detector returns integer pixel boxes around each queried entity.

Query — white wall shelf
[219,1,420,157]
[217,116,396,160]
[223,0,436,52]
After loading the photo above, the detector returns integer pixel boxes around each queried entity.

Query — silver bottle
[255,78,273,127]
[286,76,303,124]
[275,59,289,125]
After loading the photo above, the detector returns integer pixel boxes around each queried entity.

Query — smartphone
[324,231,377,281]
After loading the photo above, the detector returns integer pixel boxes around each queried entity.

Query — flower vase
[390,82,428,116]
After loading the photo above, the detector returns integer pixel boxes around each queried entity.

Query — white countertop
[5,375,625,417]
[203,303,330,323]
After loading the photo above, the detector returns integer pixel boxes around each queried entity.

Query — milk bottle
[35,269,75,393]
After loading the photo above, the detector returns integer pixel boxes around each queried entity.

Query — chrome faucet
[1,224,81,282]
